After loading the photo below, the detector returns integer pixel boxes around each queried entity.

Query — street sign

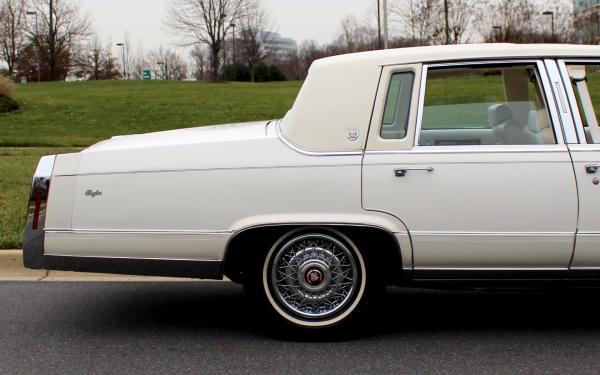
[143,69,152,80]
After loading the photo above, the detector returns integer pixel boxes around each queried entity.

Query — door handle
[394,167,434,177]
[586,164,600,174]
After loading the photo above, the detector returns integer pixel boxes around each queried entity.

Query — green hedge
[0,94,18,113]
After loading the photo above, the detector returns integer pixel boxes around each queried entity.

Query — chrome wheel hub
[270,234,358,319]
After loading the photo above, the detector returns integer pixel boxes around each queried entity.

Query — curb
[0,250,222,282]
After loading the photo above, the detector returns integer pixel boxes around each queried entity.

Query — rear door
[362,60,578,271]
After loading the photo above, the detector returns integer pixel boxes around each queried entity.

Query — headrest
[488,104,513,127]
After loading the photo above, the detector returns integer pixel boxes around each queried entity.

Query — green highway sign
[143,69,152,80]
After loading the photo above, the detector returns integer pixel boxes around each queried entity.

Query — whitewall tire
[259,228,367,329]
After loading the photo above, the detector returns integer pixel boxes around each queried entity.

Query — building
[263,31,298,59]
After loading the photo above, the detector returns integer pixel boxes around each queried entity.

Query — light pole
[542,10,555,39]
[219,14,227,80]
[157,61,165,80]
[493,25,502,42]
[231,22,237,81]
[26,11,40,83]
[377,0,382,49]
[116,43,126,79]
[444,0,450,44]
[382,0,389,49]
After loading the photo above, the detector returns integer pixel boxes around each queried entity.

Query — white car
[24,44,600,329]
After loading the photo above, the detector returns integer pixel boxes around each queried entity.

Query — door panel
[560,60,600,268]
[363,148,577,268]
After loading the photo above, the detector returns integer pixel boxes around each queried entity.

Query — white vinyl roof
[280,43,600,153]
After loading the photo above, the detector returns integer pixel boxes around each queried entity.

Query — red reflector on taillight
[32,190,42,230]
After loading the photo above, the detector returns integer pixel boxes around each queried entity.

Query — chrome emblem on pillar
[346,129,360,141]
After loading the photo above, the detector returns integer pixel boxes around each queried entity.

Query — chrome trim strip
[538,60,566,145]
[414,267,569,271]
[45,229,233,236]
[275,121,363,157]
[413,64,428,147]
[364,146,568,155]
[424,59,548,69]
[410,231,573,236]
[557,60,588,143]
[70,162,363,178]
[44,253,223,263]
[544,59,577,143]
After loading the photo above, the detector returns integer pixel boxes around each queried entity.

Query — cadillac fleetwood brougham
[23,44,600,329]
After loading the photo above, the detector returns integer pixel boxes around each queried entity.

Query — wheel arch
[223,223,405,285]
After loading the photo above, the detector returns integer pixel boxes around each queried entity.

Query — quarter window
[419,65,556,146]
[381,72,415,140]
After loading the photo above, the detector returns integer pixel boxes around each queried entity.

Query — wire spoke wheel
[268,233,360,320]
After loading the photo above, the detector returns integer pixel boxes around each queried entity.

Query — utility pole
[48,0,55,80]
[26,11,40,82]
[117,43,125,79]
[383,0,388,49]
[377,0,382,49]
[444,0,450,44]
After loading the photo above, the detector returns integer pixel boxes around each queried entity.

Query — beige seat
[488,104,541,145]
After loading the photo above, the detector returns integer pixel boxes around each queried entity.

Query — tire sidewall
[261,227,367,329]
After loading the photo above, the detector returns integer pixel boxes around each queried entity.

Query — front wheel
[247,229,369,330]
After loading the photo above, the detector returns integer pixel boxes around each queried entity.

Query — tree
[479,0,573,43]
[392,0,437,45]
[431,0,472,44]
[0,0,28,77]
[149,46,188,80]
[26,0,91,81]
[166,0,247,81]
[74,35,120,80]
[298,39,326,79]
[238,1,272,82]
[190,44,208,80]
[335,14,378,53]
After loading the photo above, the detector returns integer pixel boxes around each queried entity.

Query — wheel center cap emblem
[305,268,324,286]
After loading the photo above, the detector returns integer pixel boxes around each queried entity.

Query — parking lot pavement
[2,281,600,374]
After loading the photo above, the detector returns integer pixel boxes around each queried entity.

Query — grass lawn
[0,80,302,147]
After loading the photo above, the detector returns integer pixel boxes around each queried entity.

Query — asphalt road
[1,282,600,375]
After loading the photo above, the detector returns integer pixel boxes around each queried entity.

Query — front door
[560,61,600,269]
[363,61,578,271]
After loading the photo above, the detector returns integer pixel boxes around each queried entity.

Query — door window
[419,64,556,146]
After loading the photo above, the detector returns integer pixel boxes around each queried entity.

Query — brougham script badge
[85,190,103,198]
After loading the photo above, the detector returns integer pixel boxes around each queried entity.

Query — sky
[79,0,372,52]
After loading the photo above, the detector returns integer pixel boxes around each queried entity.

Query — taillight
[32,189,43,230]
